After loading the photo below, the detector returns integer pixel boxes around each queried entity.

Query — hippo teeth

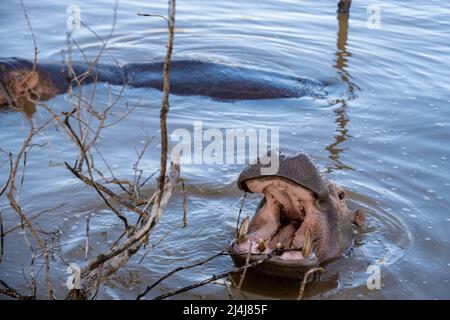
[302,229,312,258]
[257,239,266,252]
[232,176,326,261]
[237,216,249,241]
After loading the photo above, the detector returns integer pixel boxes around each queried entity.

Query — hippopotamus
[0,57,327,109]
[231,152,365,279]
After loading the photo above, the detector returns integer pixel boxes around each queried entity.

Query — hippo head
[0,57,69,116]
[231,152,365,278]
[0,57,40,116]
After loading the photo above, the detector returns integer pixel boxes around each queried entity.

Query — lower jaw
[232,238,315,258]
[229,249,319,280]
[230,234,320,270]
[231,215,316,260]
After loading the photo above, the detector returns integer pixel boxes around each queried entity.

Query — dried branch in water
[0,279,34,300]
[150,248,282,300]
[155,0,176,210]
[6,118,55,300]
[297,267,325,300]
[0,212,4,263]
[3,203,67,236]
[235,192,247,237]
[2,0,182,301]
[66,163,180,299]
[180,177,188,227]
[137,244,232,300]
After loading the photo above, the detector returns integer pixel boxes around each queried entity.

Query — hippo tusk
[257,239,266,252]
[302,228,312,258]
[237,216,250,243]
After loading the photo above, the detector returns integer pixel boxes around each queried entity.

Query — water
[0,0,449,299]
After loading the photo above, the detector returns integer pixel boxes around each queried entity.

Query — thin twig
[237,241,252,289]
[6,117,55,300]
[224,279,235,300]
[235,192,247,237]
[151,248,282,300]
[0,150,13,197]
[154,0,176,211]
[297,267,325,300]
[0,279,34,300]
[85,212,92,260]
[137,244,232,300]
[20,0,38,70]
[68,163,180,298]
[65,161,129,228]
[138,223,181,264]
[137,13,169,25]
[0,212,4,263]
[3,203,67,236]
[181,177,188,227]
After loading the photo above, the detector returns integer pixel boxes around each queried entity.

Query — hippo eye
[338,191,346,200]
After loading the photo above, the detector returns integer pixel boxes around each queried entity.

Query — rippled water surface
[0,0,449,299]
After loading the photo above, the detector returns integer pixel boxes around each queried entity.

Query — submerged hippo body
[0,57,326,108]
[231,152,365,279]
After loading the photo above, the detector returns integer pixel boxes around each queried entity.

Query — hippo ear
[351,208,366,227]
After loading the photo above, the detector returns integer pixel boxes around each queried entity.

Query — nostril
[338,191,346,200]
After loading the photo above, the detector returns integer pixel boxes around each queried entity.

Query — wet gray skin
[232,152,365,279]
[0,57,327,109]
[0,57,125,111]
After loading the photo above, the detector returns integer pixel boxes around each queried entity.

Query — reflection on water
[325,12,355,172]
[335,13,354,94]
[229,271,340,300]
[325,101,352,172]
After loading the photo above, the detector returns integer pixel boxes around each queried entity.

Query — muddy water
[0,0,449,299]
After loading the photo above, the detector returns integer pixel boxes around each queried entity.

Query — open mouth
[230,152,364,279]
[232,176,322,267]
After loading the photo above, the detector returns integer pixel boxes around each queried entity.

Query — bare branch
[136,244,232,300]
[155,0,176,210]
[151,248,282,300]
[297,267,325,300]
[0,279,34,300]
[66,163,180,299]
